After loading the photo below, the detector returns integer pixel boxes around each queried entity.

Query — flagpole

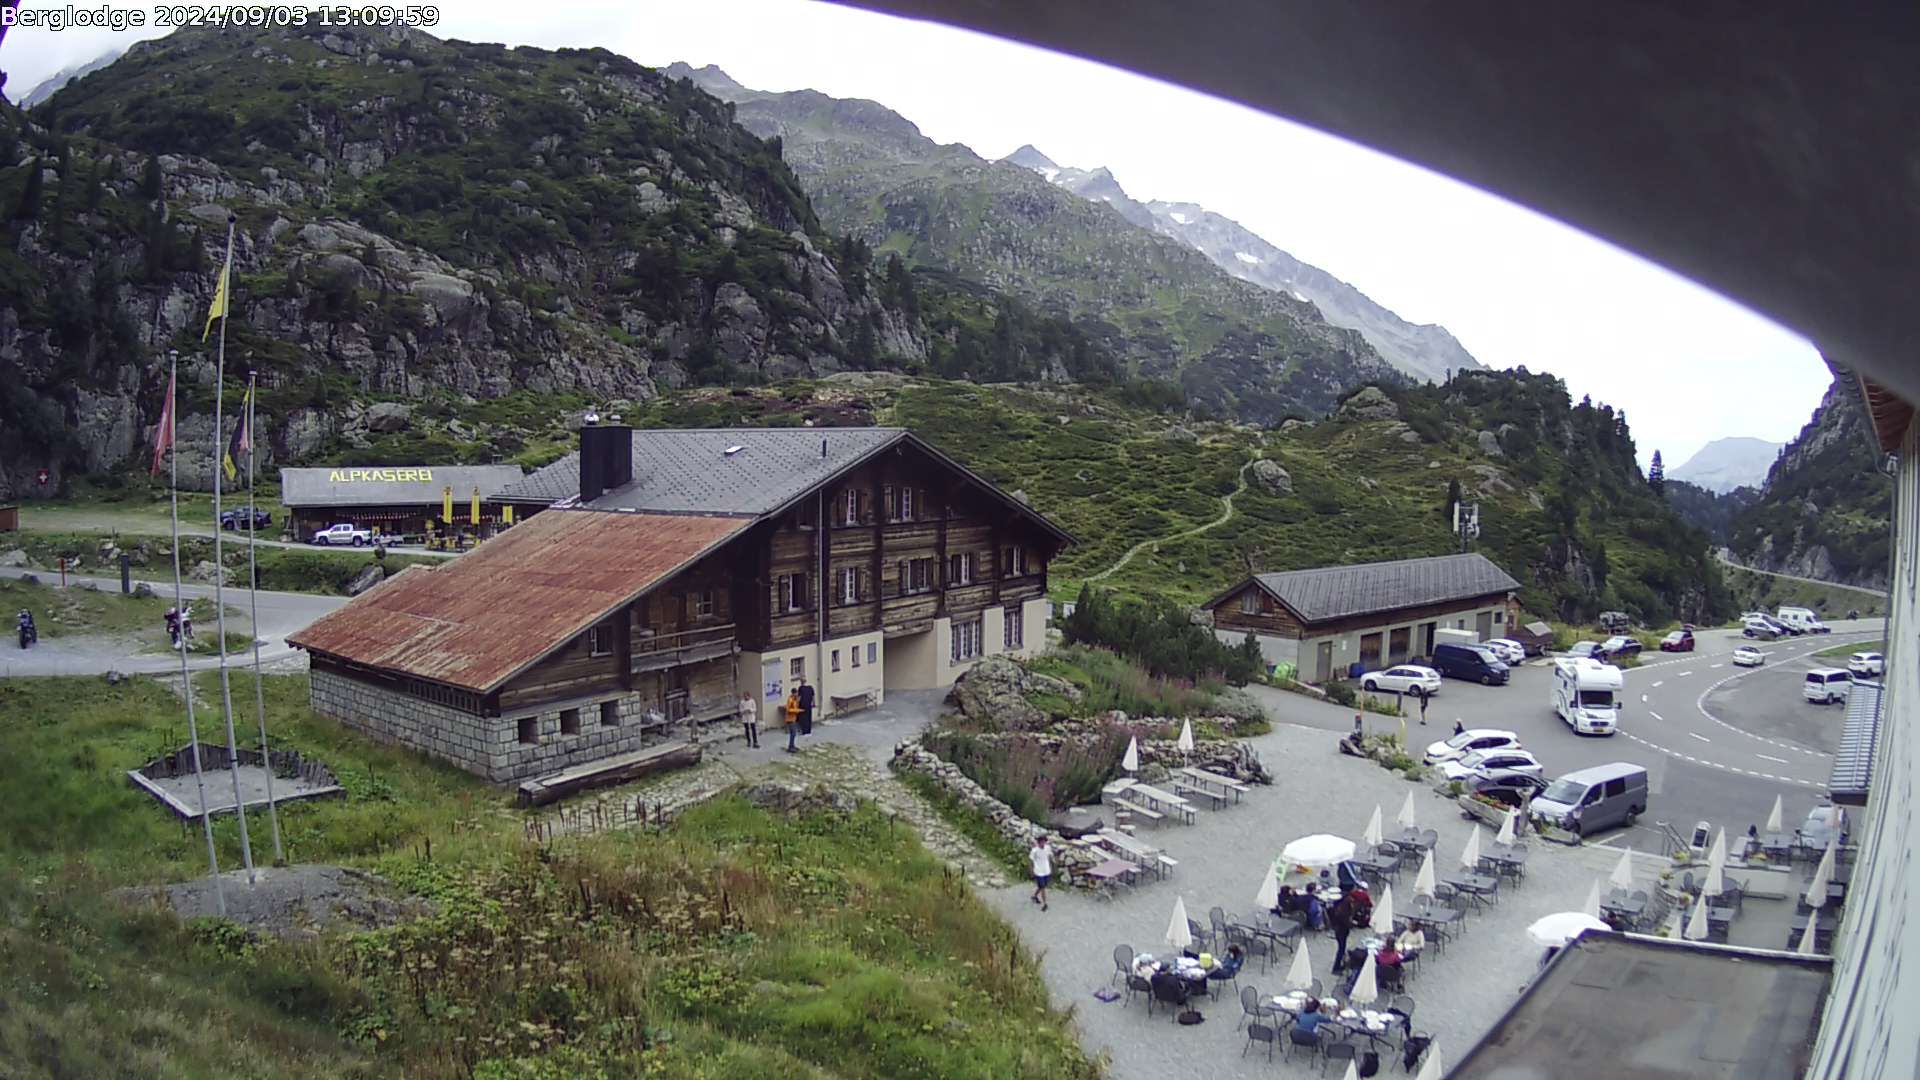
[209,213,257,884]
[244,368,283,862]
[165,348,226,915]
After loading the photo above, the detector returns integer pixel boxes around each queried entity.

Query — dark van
[1431,642,1511,685]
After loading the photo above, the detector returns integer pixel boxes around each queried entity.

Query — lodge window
[832,649,842,672]
[1494,610,1505,624]
[690,589,715,618]
[600,700,620,727]
[790,656,805,680]
[1240,591,1261,615]
[884,484,916,521]
[587,621,613,657]
[851,645,862,668]
[560,707,581,735]
[1004,607,1023,650]
[868,642,877,664]
[405,677,479,714]
[1002,545,1026,577]
[948,552,974,586]
[517,716,538,744]
[843,488,860,526]
[839,568,866,605]
[779,573,809,612]
[900,557,934,595]
[951,618,983,663]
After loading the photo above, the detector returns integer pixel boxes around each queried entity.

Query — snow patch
[1038,166,1060,182]
[1291,290,1308,302]
[1235,251,1261,265]
[1169,212,1191,225]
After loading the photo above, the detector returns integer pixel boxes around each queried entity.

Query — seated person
[1399,927,1427,954]
[1376,936,1404,971]
[1274,884,1301,916]
[1206,944,1245,985]
[1149,968,1191,1007]
[1292,997,1335,1038]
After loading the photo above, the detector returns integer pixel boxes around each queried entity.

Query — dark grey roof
[1248,553,1519,624]
[1453,932,1830,1079]
[500,428,909,516]
[279,465,527,508]
[1829,682,1881,805]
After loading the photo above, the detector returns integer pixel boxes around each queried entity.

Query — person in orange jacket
[783,688,802,753]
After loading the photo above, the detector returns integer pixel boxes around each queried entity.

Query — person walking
[797,677,816,737]
[1329,891,1356,973]
[1029,835,1053,911]
[1417,686,1430,725]
[738,692,760,748]
[783,688,802,753]
[1453,718,1466,736]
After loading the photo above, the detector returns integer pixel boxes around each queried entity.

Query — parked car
[1803,668,1853,705]
[1848,651,1884,677]
[1567,641,1606,660]
[219,507,272,531]
[1846,608,1861,621]
[1423,728,1522,766]
[1440,748,1544,783]
[1484,638,1527,664]
[1797,803,1849,851]
[1530,763,1650,837]
[1600,635,1643,659]
[1597,610,1632,633]
[1731,646,1766,667]
[1359,664,1442,696]
[1466,770,1549,808]
[1658,629,1694,652]
[310,523,372,546]
[1431,642,1511,685]
[1742,616,1783,640]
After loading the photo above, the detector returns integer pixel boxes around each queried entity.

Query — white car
[1441,748,1545,783]
[1848,651,1885,678]
[1423,728,1522,765]
[1803,668,1852,705]
[1360,664,1442,696]
[1731,646,1766,667]
[1484,638,1526,664]
[310,522,372,546]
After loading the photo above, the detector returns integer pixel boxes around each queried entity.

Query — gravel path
[1086,456,1255,584]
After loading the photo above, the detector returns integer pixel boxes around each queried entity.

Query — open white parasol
[1527,911,1608,947]
[1414,849,1437,898]
[1396,789,1418,830]
[1609,846,1635,890]
[1122,735,1140,773]
[1177,718,1195,753]
[1348,949,1380,1005]
[1343,1062,1360,1080]
[1766,794,1785,835]
[1284,940,1314,990]
[1703,861,1726,900]
[1370,884,1396,935]
[1363,804,1384,848]
[1460,823,1484,870]
[1255,860,1281,910]
[1283,834,1357,869]
[1165,895,1193,951]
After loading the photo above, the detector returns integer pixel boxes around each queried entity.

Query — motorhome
[1775,606,1830,634]
[1553,657,1624,735]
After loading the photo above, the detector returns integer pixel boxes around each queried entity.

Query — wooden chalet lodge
[289,422,1071,783]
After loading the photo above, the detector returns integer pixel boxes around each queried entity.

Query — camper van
[1775,606,1830,634]
[1553,657,1624,735]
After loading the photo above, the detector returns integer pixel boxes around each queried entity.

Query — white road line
[1641,694,1649,703]
[1678,671,1694,677]
[1652,681,1664,688]
[1757,753,1789,764]
[1688,732,1711,743]
[1649,711,1664,722]
[1710,663,1724,669]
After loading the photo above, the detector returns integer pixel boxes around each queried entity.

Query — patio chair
[1322,1037,1359,1075]
[1188,918,1215,953]
[1285,1025,1323,1063]
[1244,1020,1279,1061]
[1240,930,1276,974]
[1111,944,1134,987]
[1150,975,1190,1021]
[1718,881,1745,914]
[1419,828,1439,850]
[1448,893,1475,930]
[1125,973,1152,1008]
[1388,994,1416,1042]
[1309,977,1326,998]
[1379,962,1407,994]
[1238,984,1264,1030]
[1501,846,1530,880]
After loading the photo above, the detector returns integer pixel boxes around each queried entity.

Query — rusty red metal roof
[287,510,749,692]
[1859,376,1914,454]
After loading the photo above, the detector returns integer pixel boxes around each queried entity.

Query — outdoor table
[1445,872,1499,908]
[1601,895,1646,921]
[1393,828,1434,851]
[1352,850,1400,880]
[1800,882,1847,910]
[1086,858,1139,898]
[1788,912,1837,950]
[1097,828,1166,873]
[1335,1007,1396,1048]
[1707,905,1736,940]
[1180,766,1249,802]
[1482,844,1528,879]
[1126,782,1198,824]
[1270,989,1312,1021]
[1760,832,1794,860]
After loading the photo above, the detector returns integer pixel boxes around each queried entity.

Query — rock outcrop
[945,654,1083,731]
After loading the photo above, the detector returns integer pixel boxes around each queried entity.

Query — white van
[1804,668,1852,704]
[1776,607,1827,634]
[1552,657,1623,735]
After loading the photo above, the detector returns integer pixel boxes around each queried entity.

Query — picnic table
[1179,766,1250,803]
[1601,890,1647,921]
[1086,858,1141,899]
[1098,827,1165,868]
[1126,782,1198,824]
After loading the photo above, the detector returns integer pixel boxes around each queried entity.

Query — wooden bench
[829,690,877,715]
[1173,781,1227,810]
[517,742,701,806]
[1111,798,1165,823]
[1156,855,1179,878]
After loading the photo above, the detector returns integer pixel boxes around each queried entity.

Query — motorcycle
[16,610,35,650]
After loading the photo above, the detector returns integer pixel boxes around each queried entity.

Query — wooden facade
[1211,581,1513,642]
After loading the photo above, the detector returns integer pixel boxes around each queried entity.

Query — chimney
[578,415,634,504]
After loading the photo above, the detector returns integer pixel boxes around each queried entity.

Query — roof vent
[724,445,744,456]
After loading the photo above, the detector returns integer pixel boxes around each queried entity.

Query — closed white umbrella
[1284,940,1314,990]
[1416,1047,1444,1080]
[1371,884,1396,935]
[1766,795,1785,835]
[1256,860,1281,910]
[1805,839,1836,908]
[1348,949,1380,1005]
[1283,834,1357,869]
[1583,879,1602,918]
[1122,735,1140,773]
[1527,911,1608,947]
[1177,718,1195,753]
[1460,823,1484,870]
[1703,861,1726,900]
[1363,805,1384,848]
[1609,846,1635,890]
[1797,917,1821,956]
[1165,895,1193,951]
[1414,849,1437,898]
[1396,789,1418,830]
[1683,893,1710,941]
[1343,1062,1360,1080]
[1707,827,1728,872]
[1494,807,1518,846]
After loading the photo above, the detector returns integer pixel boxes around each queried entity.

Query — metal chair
[1309,977,1326,998]
[1189,918,1216,953]
[1112,944,1134,987]
[1125,973,1152,1008]
[1285,1025,1323,1063]
[1419,828,1439,851]
[1238,984,1264,1030]
[1388,994,1416,1043]
[1322,1037,1359,1075]
[1244,1020,1279,1061]
[1150,976,1189,1021]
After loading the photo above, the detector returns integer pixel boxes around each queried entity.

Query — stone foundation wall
[889,741,1102,886]
[311,667,688,783]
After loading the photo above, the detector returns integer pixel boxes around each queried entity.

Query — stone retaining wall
[890,741,1103,885]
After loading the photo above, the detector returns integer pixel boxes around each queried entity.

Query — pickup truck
[219,507,273,531]
[310,523,372,547]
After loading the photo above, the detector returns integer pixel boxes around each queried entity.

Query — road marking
[1678,671,1694,677]
[1653,681,1664,688]
[1641,694,1648,703]
[1710,663,1724,669]
[1757,754,1789,764]
[1649,711,1664,722]
[1688,732,1711,743]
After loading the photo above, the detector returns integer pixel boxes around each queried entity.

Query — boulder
[345,563,386,596]
[1337,385,1400,422]
[1250,458,1293,494]
[132,581,156,599]
[188,560,230,585]
[1477,429,1504,457]
[364,402,413,434]
[0,549,26,567]
[739,782,857,816]
[1161,424,1199,443]
[945,655,1083,731]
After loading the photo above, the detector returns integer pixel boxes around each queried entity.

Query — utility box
[1435,627,1479,647]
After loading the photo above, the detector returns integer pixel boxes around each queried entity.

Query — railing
[630,623,735,669]
[1653,820,1689,858]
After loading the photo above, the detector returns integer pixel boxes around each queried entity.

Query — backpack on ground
[1403,1034,1432,1071]
[1358,1049,1380,1076]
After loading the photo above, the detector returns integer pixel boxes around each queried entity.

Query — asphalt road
[1249,621,1883,853]
[0,567,344,677]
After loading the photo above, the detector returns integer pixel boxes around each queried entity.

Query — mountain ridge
[1668,435,1782,493]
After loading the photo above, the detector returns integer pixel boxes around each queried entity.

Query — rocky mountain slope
[1665,480,1756,547]
[1729,369,1892,589]
[670,64,1398,422]
[1001,145,1482,384]
[1668,435,1782,493]
[1,25,1138,498]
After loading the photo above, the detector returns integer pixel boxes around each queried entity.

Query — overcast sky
[5,0,1832,469]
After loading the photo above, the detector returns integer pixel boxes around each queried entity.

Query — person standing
[783,689,802,753]
[1029,835,1053,911]
[737,692,760,748]
[1418,686,1431,725]
[1329,891,1356,973]
[797,677,816,737]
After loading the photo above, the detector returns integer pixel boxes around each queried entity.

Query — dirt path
[1084,454,1256,584]
[1715,552,1885,595]
[18,505,456,558]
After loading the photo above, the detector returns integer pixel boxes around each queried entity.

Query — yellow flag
[202,257,231,341]
[503,504,515,525]
[442,485,453,525]
[469,487,480,525]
